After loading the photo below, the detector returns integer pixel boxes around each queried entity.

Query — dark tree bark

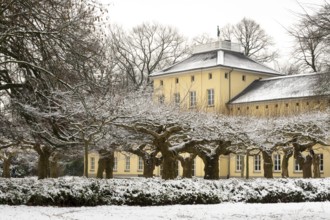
[178,153,197,178]
[262,150,273,178]
[202,155,221,180]
[2,157,11,178]
[161,152,178,180]
[313,154,321,178]
[293,142,314,178]
[96,149,114,179]
[281,148,293,178]
[34,144,53,179]
[49,152,59,178]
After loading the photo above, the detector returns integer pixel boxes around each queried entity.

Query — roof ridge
[259,72,329,81]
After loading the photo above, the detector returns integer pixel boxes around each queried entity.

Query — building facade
[88,41,330,178]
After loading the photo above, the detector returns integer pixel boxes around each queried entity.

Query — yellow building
[88,41,330,179]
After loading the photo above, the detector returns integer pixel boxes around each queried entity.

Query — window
[238,107,240,111]
[207,89,214,106]
[125,156,130,171]
[285,103,289,107]
[320,154,324,172]
[242,75,246,81]
[254,155,261,171]
[138,157,143,171]
[175,78,179,84]
[274,154,281,171]
[159,95,165,104]
[192,159,196,176]
[296,103,299,106]
[113,157,117,171]
[247,106,249,110]
[191,75,195,82]
[236,155,244,171]
[208,73,212,79]
[174,93,180,105]
[256,106,259,109]
[306,102,309,105]
[294,159,302,172]
[90,157,95,171]
[225,73,228,79]
[160,80,163,86]
[275,104,278,108]
[190,91,196,108]
[265,105,268,109]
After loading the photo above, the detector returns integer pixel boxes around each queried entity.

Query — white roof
[150,50,281,77]
[229,72,330,104]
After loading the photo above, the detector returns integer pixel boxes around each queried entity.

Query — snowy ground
[1,202,329,220]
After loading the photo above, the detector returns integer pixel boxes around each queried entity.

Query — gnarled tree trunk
[313,154,321,178]
[34,144,53,179]
[97,150,114,179]
[50,152,59,178]
[281,149,293,178]
[294,144,313,178]
[202,155,220,180]
[161,154,178,180]
[2,158,11,178]
[262,151,273,178]
[178,153,196,178]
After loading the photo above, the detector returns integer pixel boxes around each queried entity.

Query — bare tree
[290,17,326,72]
[221,18,278,63]
[110,22,189,88]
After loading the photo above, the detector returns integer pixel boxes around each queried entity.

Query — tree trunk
[97,150,114,179]
[301,155,313,178]
[313,154,321,178]
[245,154,249,179]
[178,154,196,178]
[34,144,52,180]
[2,158,11,178]
[143,155,157,178]
[281,150,293,178]
[294,146,313,178]
[84,141,89,178]
[161,156,178,180]
[203,155,220,180]
[49,153,59,178]
[262,151,273,178]
[240,155,245,178]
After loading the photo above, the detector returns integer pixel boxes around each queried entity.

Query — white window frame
[236,155,243,171]
[207,89,214,106]
[125,156,130,171]
[174,93,180,105]
[113,157,117,171]
[273,154,281,171]
[294,159,302,172]
[254,155,261,172]
[319,154,324,172]
[190,91,196,108]
[90,157,95,171]
[138,156,143,171]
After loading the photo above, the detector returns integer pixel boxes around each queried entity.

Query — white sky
[101,0,326,65]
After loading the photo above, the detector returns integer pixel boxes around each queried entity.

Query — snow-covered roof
[229,72,330,104]
[150,50,281,77]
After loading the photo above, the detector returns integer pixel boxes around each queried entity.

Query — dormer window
[242,75,246,81]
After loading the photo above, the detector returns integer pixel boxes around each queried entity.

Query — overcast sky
[102,0,325,66]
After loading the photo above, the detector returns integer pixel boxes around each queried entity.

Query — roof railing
[192,41,242,54]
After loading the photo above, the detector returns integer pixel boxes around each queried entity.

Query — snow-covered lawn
[1,202,329,220]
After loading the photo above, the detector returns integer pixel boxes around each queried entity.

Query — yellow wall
[229,97,330,117]
[153,67,273,114]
